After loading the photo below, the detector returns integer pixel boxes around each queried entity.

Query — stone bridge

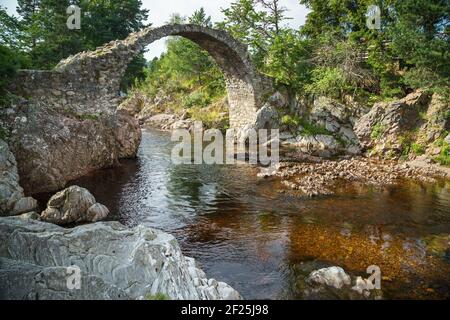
[12,24,273,128]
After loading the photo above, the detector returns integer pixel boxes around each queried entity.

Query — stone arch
[20,24,270,128]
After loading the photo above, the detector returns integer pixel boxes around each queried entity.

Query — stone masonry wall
[10,24,273,129]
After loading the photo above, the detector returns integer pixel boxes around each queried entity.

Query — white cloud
[1,0,309,59]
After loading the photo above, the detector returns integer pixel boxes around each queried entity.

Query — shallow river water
[70,128,450,299]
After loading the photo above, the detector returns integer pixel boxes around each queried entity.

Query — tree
[264,29,313,91]
[16,0,41,49]
[218,0,291,68]
[388,0,449,93]
[135,9,226,118]
[0,45,21,94]
[0,6,24,49]
[82,0,149,48]
[0,6,29,94]
[14,0,149,90]
[300,0,449,98]
[189,7,212,27]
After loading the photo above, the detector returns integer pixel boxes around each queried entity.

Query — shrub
[281,115,332,136]
[145,293,169,300]
[370,123,387,140]
[182,91,211,108]
[411,143,425,155]
[0,45,21,93]
[434,142,450,166]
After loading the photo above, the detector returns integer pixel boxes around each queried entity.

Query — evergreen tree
[14,0,149,90]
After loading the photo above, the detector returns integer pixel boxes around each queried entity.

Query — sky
[1,0,309,60]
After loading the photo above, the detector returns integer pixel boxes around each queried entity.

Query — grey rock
[86,203,110,222]
[254,92,284,130]
[307,266,351,289]
[144,114,177,130]
[18,212,41,220]
[1,101,141,194]
[0,139,37,217]
[285,134,341,157]
[0,217,242,300]
[354,90,433,158]
[445,133,450,145]
[12,197,38,215]
[171,119,194,130]
[0,257,128,300]
[41,186,108,225]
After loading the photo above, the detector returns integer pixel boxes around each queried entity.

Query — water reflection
[70,128,450,299]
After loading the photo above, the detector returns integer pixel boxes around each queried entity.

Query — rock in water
[0,217,242,300]
[41,186,109,225]
[307,266,351,289]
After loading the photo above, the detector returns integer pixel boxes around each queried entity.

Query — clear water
[69,128,450,299]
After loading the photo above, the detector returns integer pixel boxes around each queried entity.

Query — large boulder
[0,217,242,300]
[306,266,351,289]
[280,96,366,157]
[304,266,382,300]
[254,92,284,130]
[0,139,37,216]
[40,186,109,225]
[308,97,366,152]
[354,91,437,158]
[285,134,342,158]
[1,99,141,194]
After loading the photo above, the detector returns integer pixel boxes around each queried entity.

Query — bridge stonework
[11,24,273,129]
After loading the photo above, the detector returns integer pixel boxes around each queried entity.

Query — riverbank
[62,129,450,299]
[261,155,450,197]
[0,216,242,300]
[0,135,242,300]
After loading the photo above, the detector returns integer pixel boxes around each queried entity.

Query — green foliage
[263,29,313,91]
[182,91,211,108]
[305,67,348,98]
[281,115,331,136]
[133,9,227,129]
[434,142,450,166]
[281,115,301,127]
[298,0,449,100]
[432,137,450,165]
[387,0,449,93]
[370,123,387,140]
[78,113,100,122]
[145,293,169,300]
[298,119,332,136]
[0,125,9,140]
[218,0,295,80]
[11,0,149,90]
[411,143,426,156]
[0,45,21,93]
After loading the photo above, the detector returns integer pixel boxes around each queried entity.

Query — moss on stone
[145,293,170,300]
[370,123,387,140]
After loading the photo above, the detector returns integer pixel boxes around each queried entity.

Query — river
[70,128,450,299]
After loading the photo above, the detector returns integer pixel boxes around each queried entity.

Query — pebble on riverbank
[259,156,449,197]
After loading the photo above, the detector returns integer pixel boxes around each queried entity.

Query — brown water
[70,128,450,299]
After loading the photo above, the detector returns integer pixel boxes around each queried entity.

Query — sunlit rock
[0,217,242,300]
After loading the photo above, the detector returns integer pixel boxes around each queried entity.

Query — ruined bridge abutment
[11,24,273,129]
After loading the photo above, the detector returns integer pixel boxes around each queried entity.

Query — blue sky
[0,0,309,59]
